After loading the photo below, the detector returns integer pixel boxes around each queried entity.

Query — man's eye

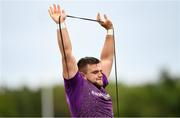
[93,71,98,74]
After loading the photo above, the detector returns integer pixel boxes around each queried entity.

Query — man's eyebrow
[91,70,103,73]
[92,70,99,73]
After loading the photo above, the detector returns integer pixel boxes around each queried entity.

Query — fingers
[62,9,66,16]
[53,4,57,13]
[57,4,60,13]
[96,12,101,21]
[97,13,109,22]
[48,9,51,16]
[48,4,61,15]
[104,14,108,20]
[49,6,53,15]
[62,9,67,19]
[97,12,105,25]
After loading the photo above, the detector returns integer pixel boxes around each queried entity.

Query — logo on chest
[91,90,111,100]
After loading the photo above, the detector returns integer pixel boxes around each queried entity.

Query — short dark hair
[77,57,100,73]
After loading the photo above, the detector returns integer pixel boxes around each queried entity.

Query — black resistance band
[59,16,70,79]
[59,15,120,117]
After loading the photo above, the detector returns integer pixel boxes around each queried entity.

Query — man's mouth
[96,78,102,81]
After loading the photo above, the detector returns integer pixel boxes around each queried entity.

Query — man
[48,4,115,117]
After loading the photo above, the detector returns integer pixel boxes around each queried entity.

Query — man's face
[84,63,103,87]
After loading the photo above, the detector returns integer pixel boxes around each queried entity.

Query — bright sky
[0,0,180,89]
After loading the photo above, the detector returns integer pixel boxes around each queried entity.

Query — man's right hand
[48,4,66,24]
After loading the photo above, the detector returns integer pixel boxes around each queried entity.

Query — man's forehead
[88,63,101,67]
[87,63,102,70]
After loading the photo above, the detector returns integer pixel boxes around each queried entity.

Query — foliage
[0,70,179,117]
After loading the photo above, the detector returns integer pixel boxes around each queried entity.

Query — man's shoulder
[64,71,84,88]
[64,71,81,80]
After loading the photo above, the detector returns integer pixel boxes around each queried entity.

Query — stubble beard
[94,79,103,88]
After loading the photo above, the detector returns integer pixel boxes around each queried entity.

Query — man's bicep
[62,54,78,80]
[101,59,113,78]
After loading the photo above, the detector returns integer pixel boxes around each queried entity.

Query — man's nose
[98,72,103,78]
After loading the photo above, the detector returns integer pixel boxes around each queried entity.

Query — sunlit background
[0,0,180,117]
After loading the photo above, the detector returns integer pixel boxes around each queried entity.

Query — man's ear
[80,72,87,80]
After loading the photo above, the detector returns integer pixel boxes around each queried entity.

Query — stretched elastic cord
[67,15,103,23]
[59,16,69,79]
[112,28,120,117]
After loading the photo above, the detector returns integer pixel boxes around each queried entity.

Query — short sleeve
[102,73,109,88]
[64,72,84,94]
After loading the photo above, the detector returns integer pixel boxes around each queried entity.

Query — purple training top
[64,71,113,117]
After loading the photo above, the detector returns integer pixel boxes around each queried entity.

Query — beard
[94,79,103,88]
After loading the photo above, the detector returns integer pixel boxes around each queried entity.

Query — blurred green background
[0,69,179,117]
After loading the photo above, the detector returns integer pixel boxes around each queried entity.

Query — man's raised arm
[97,13,114,78]
[48,4,78,79]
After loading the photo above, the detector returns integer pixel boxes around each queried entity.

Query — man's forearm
[100,34,114,61]
[57,25,72,57]
[56,23,78,79]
